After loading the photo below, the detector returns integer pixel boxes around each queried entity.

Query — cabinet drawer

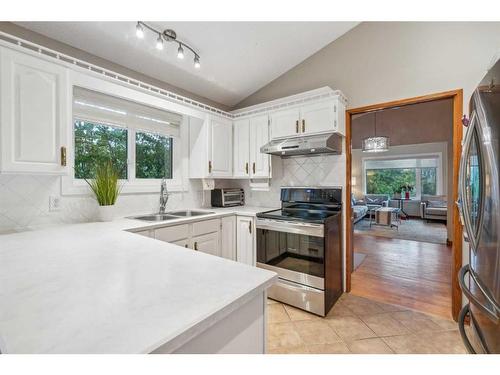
[155,224,190,243]
[191,219,220,236]
[171,239,190,249]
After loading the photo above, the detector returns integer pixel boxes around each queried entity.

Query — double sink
[130,210,215,222]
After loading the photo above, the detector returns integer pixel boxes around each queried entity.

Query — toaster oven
[211,188,245,207]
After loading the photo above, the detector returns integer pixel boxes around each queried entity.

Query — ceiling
[15,22,359,108]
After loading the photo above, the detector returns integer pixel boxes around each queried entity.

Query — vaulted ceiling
[15,22,359,108]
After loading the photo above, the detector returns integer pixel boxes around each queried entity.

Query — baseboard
[446,239,453,246]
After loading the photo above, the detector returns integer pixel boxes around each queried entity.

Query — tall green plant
[84,161,121,206]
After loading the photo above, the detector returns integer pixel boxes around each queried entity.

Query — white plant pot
[97,205,115,222]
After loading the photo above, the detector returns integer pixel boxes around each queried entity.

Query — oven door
[256,218,325,290]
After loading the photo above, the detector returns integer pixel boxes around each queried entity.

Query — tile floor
[266,293,468,354]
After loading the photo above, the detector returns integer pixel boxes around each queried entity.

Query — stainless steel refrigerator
[458,58,500,354]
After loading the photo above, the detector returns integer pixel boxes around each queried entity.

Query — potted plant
[85,161,122,222]
[400,183,414,199]
[392,186,402,199]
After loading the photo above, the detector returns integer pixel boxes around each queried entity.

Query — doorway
[345,90,464,321]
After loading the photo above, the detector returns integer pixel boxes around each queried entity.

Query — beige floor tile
[267,322,303,349]
[268,303,290,323]
[267,298,279,305]
[283,304,320,321]
[427,315,459,331]
[347,338,394,354]
[382,333,437,354]
[307,343,351,354]
[293,320,343,345]
[425,330,467,354]
[267,345,309,354]
[390,310,444,333]
[375,301,408,313]
[342,294,385,316]
[326,301,356,318]
[327,315,376,341]
[360,313,411,337]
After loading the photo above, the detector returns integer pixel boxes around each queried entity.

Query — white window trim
[362,152,444,200]
[62,72,197,196]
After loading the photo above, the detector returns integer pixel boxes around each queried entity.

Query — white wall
[236,22,500,111]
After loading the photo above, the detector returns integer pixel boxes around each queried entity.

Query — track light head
[156,35,164,50]
[177,44,184,59]
[136,23,144,39]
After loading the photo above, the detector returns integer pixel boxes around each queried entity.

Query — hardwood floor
[351,234,452,319]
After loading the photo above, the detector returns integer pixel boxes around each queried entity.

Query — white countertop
[0,206,277,353]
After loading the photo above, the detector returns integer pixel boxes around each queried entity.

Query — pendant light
[362,111,390,152]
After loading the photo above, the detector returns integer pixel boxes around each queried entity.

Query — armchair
[420,195,448,222]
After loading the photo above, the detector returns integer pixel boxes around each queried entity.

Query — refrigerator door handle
[458,264,499,323]
[458,303,477,354]
[458,110,480,250]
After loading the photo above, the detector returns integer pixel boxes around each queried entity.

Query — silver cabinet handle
[459,264,499,323]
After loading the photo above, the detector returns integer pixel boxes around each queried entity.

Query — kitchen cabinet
[191,231,220,257]
[233,115,270,179]
[233,119,250,177]
[189,115,233,178]
[270,107,301,139]
[221,215,236,261]
[0,48,69,174]
[269,97,345,140]
[236,216,255,266]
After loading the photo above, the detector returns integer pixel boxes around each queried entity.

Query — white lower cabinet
[221,216,236,261]
[191,231,220,257]
[149,215,254,264]
[236,216,255,266]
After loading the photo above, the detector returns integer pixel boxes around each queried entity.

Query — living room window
[68,87,183,193]
[363,154,442,199]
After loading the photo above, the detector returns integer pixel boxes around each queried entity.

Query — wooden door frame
[345,89,464,321]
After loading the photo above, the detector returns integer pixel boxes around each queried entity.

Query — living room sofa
[352,194,390,224]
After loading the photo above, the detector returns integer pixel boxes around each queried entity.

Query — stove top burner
[256,207,339,224]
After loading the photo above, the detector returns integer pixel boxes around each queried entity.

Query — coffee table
[370,207,401,230]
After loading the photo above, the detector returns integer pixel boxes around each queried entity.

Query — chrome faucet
[159,179,169,214]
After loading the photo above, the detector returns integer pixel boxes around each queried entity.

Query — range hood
[260,133,342,157]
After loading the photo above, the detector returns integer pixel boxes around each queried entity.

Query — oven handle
[256,219,324,237]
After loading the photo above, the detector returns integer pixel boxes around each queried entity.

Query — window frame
[62,74,194,196]
[362,152,444,199]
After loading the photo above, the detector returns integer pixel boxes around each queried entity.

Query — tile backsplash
[0,154,346,234]
[0,175,205,234]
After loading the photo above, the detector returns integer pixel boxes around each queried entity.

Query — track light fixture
[135,22,200,69]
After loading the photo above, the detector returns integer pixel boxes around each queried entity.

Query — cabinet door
[172,239,190,249]
[192,231,220,257]
[155,224,190,243]
[300,99,336,135]
[221,216,236,260]
[209,117,233,177]
[233,119,250,178]
[1,49,69,174]
[236,217,255,266]
[270,107,300,139]
[249,115,270,178]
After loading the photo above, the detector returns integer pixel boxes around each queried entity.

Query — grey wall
[0,22,229,111]
[236,22,500,110]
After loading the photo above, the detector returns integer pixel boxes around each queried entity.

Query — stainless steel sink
[129,210,214,222]
[130,214,179,222]
[167,210,215,217]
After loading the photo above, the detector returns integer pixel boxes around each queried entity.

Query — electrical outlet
[49,196,61,212]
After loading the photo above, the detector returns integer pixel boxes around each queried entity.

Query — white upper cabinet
[249,115,270,178]
[233,119,250,177]
[270,107,301,139]
[189,115,233,178]
[232,114,270,179]
[269,95,346,140]
[0,49,69,174]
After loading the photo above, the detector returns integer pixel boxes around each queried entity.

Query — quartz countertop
[0,206,277,353]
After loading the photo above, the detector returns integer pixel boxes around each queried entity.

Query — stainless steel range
[256,187,343,316]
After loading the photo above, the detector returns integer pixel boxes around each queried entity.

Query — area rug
[354,218,447,245]
[353,252,367,271]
